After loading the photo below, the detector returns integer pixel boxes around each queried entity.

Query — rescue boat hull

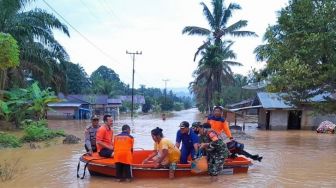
[80,150,251,179]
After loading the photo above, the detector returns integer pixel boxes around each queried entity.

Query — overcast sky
[30,0,288,89]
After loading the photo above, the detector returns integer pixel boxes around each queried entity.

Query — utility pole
[126,50,142,119]
[162,79,169,105]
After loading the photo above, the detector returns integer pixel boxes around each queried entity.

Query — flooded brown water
[1,108,336,188]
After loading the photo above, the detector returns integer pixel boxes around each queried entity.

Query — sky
[30,0,288,89]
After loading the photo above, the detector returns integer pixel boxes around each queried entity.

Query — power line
[97,0,120,22]
[78,0,102,22]
[97,0,131,28]
[101,0,121,21]
[42,0,119,63]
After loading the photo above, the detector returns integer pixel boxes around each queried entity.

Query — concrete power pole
[126,50,142,119]
[162,79,170,106]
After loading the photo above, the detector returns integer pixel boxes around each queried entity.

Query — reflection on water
[1,108,336,187]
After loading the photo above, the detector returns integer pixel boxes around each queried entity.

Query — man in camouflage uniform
[197,123,229,176]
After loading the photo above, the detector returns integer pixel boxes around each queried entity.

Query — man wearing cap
[84,115,101,155]
[191,121,202,135]
[175,121,199,164]
[197,123,229,178]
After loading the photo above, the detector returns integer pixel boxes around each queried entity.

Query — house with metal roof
[47,99,91,120]
[47,93,134,119]
[231,92,336,130]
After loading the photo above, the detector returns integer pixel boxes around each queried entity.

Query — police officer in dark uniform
[84,115,100,155]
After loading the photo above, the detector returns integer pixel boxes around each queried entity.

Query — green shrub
[21,120,65,142]
[0,133,22,148]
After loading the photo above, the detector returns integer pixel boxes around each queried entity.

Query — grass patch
[21,120,65,142]
[0,132,22,148]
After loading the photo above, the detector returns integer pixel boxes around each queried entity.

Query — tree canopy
[254,0,336,113]
[0,0,69,92]
[184,0,255,112]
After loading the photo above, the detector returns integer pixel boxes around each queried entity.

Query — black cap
[91,115,99,120]
[179,121,189,128]
[191,121,201,128]
[200,123,211,129]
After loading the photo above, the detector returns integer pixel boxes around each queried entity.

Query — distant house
[119,95,145,112]
[119,95,145,104]
[65,94,108,115]
[47,100,91,119]
[231,92,336,130]
[47,93,146,119]
[227,99,257,115]
[106,98,122,119]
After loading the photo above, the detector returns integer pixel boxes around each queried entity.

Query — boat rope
[77,154,108,179]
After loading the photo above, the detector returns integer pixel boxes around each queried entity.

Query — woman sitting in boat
[142,127,181,178]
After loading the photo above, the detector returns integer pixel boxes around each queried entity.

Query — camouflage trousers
[207,148,229,176]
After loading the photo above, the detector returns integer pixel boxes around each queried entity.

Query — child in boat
[113,124,134,182]
[142,127,181,179]
[226,140,263,162]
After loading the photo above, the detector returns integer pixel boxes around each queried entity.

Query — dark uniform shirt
[84,125,100,152]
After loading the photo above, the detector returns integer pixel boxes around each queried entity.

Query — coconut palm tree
[192,42,241,110]
[182,0,256,61]
[0,0,69,91]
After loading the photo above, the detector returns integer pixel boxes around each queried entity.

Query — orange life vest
[113,132,134,164]
[207,116,232,139]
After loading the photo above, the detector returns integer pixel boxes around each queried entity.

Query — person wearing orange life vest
[206,106,233,140]
[113,124,134,182]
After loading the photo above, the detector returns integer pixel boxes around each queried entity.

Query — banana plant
[27,82,60,120]
[0,82,59,128]
[0,100,11,121]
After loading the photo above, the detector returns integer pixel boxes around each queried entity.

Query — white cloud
[32,0,287,88]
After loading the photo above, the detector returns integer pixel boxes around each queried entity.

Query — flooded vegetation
[1,109,335,187]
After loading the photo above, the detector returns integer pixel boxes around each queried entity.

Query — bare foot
[169,170,175,179]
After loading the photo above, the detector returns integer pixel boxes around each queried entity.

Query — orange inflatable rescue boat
[78,149,252,179]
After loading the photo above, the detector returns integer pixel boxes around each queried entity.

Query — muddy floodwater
[1,108,336,188]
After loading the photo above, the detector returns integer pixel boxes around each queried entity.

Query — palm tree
[0,0,70,91]
[191,43,241,110]
[182,0,257,61]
